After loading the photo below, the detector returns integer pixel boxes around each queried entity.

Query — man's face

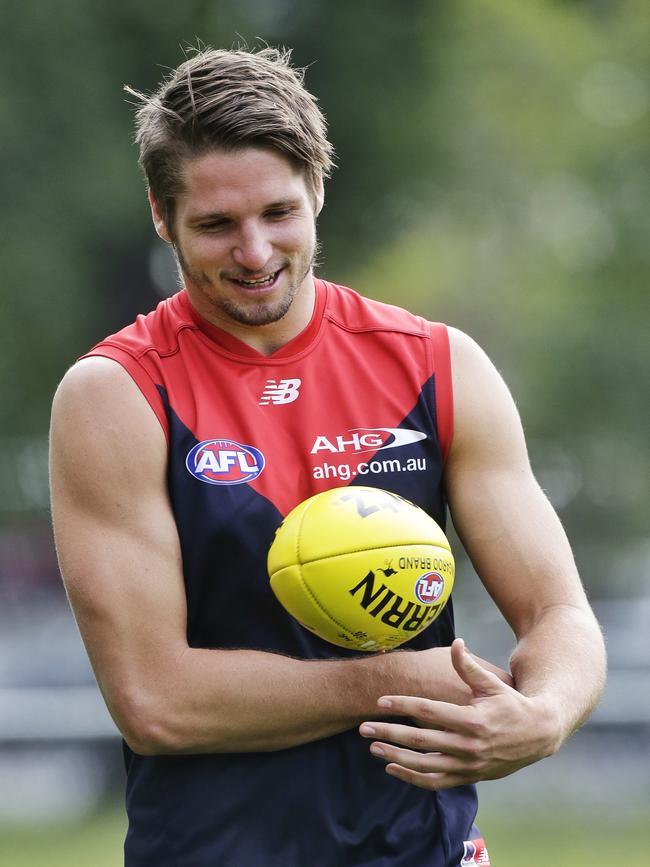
[151,147,323,332]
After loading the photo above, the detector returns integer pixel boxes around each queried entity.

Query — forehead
[177,147,310,217]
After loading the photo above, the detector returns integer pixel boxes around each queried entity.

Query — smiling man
[157,147,322,342]
[49,47,605,867]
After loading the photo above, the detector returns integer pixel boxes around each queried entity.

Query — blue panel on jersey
[122,386,475,867]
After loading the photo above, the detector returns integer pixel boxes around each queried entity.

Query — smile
[231,268,282,289]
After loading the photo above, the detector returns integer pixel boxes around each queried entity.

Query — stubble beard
[174,237,320,328]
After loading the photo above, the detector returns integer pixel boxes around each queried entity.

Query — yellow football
[267,486,454,651]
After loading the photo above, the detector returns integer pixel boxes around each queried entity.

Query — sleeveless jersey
[83,278,480,867]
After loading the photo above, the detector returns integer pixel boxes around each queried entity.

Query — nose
[232,222,273,273]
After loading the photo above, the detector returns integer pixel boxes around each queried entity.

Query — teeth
[237,272,276,286]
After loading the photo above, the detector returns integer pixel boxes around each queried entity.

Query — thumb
[451,638,507,697]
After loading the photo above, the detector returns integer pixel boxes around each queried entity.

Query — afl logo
[414,572,445,604]
[186,439,266,486]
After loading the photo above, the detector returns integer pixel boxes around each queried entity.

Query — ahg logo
[259,379,301,405]
[310,427,426,455]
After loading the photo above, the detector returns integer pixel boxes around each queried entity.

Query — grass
[0,805,647,866]
[479,810,650,867]
[0,806,125,867]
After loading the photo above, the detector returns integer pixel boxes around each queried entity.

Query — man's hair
[126,46,335,232]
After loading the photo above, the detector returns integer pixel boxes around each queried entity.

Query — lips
[228,266,285,291]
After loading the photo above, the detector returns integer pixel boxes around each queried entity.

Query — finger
[451,638,510,697]
[368,741,481,776]
[359,721,468,756]
[385,762,472,791]
[371,695,478,734]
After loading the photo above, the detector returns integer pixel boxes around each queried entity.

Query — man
[50,47,605,866]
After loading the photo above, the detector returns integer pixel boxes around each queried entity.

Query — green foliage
[351,0,650,594]
[0,0,647,593]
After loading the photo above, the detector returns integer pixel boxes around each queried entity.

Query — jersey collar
[176,278,328,361]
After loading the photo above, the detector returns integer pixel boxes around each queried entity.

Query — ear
[148,189,173,243]
[313,175,325,217]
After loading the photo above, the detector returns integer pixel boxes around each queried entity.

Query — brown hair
[126,46,335,232]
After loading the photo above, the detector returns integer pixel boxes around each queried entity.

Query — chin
[219,294,295,327]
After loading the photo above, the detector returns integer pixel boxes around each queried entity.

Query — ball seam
[294,494,357,639]
[297,543,452,567]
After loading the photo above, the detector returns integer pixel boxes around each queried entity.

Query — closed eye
[265,207,294,219]
[198,219,231,231]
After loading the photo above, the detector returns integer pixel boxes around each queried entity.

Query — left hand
[359,638,562,790]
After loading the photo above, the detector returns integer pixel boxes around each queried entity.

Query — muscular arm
[360,329,606,788]
[446,329,606,741]
[50,358,503,756]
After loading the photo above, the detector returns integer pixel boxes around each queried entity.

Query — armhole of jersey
[429,323,454,464]
[79,346,170,445]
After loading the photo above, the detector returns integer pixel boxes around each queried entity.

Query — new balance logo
[259,378,301,405]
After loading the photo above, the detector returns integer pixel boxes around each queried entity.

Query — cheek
[183,236,228,265]
[277,221,316,252]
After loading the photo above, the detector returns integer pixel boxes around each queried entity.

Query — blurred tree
[0,0,647,598]
[351,0,650,596]
[0,0,448,432]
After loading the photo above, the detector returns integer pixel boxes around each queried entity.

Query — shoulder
[54,354,146,405]
[445,327,527,463]
[51,358,168,519]
[83,291,194,361]
[447,326,515,404]
[51,357,166,461]
[73,294,194,440]
[448,327,500,385]
[323,280,430,338]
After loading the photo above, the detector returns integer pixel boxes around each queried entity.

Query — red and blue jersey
[84,278,480,866]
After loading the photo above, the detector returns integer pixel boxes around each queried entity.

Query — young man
[50,47,605,866]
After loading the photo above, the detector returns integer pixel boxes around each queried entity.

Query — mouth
[227,267,285,293]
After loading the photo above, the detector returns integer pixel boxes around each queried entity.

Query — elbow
[111,687,191,756]
[124,719,180,757]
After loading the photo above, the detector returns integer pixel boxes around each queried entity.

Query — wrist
[354,646,474,710]
[526,694,570,756]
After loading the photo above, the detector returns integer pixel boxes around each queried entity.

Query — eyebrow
[186,199,302,224]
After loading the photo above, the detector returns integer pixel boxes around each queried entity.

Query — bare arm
[50,357,504,756]
[360,329,606,788]
[446,329,605,736]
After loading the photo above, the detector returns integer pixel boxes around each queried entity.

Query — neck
[188,273,317,356]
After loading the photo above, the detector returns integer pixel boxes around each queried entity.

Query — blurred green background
[0,0,648,864]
